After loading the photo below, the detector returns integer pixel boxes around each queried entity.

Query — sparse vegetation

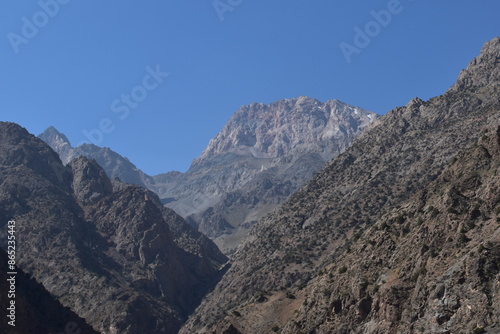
[428,206,440,218]
[458,233,470,244]
[402,224,411,235]
[178,40,500,333]
[412,267,428,282]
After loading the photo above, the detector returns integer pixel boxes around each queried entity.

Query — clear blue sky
[0,1,499,174]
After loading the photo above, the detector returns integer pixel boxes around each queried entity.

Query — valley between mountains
[40,97,377,254]
[0,37,499,333]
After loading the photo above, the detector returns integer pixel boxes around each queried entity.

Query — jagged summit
[161,97,377,249]
[39,127,155,189]
[193,96,376,165]
[451,36,500,92]
[39,126,71,146]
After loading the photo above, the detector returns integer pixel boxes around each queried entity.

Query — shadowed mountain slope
[0,122,227,334]
[0,248,100,334]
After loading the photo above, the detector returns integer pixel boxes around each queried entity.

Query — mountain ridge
[281,124,500,334]
[179,36,500,334]
[0,122,227,334]
[40,96,378,253]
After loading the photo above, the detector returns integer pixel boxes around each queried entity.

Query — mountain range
[40,98,377,253]
[0,123,227,333]
[0,36,498,334]
[179,37,500,333]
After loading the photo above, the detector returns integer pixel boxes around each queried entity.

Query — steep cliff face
[161,97,377,251]
[180,37,500,334]
[193,97,376,165]
[0,123,227,334]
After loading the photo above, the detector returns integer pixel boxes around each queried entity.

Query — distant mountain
[40,98,377,253]
[159,97,377,252]
[39,126,157,190]
[0,122,227,334]
[180,37,500,334]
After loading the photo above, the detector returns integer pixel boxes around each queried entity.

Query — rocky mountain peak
[39,126,71,146]
[39,126,73,161]
[0,122,71,187]
[451,36,500,92]
[405,97,424,109]
[193,97,377,166]
[157,97,377,248]
[39,129,156,190]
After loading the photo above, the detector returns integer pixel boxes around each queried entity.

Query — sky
[0,1,499,175]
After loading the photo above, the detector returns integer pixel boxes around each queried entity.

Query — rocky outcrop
[451,36,500,92]
[70,156,113,206]
[180,37,500,333]
[0,122,227,334]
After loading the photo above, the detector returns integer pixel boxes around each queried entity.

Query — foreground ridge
[180,37,500,334]
[0,122,227,334]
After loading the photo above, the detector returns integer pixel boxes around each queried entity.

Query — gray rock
[0,123,227,334]
[180,37,500,334]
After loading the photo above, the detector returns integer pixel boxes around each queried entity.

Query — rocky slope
[179,37,500,333]
[40,99,377,254]
[0,122,227,334]
[282,126,500,334]
[160,97,377,251]
[0,248,99,334]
